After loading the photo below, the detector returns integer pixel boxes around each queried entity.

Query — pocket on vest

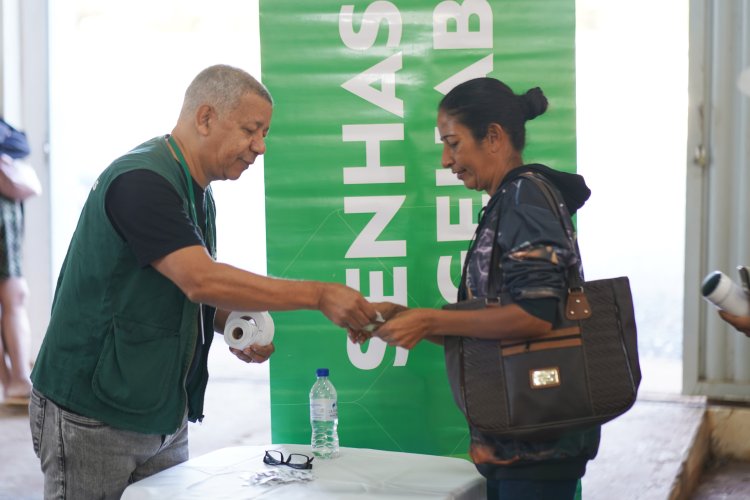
[92,315,181,414]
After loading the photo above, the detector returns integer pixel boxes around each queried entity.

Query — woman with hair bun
[374,77,600,499]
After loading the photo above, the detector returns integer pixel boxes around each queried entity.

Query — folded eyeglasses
[263,449,314,470]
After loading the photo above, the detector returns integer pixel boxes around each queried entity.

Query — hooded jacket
[451,164,600,481]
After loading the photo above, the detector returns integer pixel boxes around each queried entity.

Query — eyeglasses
[263,449,314,470]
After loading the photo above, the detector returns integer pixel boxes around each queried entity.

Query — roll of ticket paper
[701,271,750,317]
[223,311,275,349]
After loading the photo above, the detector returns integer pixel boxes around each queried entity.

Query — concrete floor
[692,460,750,499]
[582,395,706,499]
[0,346,745,499]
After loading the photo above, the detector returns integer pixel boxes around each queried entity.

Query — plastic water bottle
[309,368,339,459]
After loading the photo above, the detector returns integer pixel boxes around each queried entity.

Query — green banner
[260,0,575,456]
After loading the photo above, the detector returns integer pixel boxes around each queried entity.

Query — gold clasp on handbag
[529,367,561,389]
[565,287,592,320]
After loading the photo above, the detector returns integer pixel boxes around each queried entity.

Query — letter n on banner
[259,0,576,456]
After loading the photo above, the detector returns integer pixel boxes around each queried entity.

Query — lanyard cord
[167,135,214,256]
[167,135,199,225]
[167,134,211,345]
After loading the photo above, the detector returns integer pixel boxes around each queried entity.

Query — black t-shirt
[105,168,206,266]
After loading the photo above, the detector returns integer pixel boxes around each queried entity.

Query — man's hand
[347,328,372,345]
[719,310,750,337]
[230,342,275,364]
[318,282,377,331]
[371,302,408,322]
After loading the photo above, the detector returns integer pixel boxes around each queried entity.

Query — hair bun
[522,87,548,120]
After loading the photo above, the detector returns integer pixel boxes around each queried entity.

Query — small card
[362,311,385,332]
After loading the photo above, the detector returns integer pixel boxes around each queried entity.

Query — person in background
[717,71,750,337]
[0,119,41,405]
[373,77,599,500]
[29,64,378,499]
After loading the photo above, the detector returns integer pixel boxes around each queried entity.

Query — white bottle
[702,270,750,316]
[309,368,339,459]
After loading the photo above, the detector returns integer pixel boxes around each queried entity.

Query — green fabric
[31,137,217,434]
[260,0,576,457]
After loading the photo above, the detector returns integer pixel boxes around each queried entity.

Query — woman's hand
[372,301,408,322]
[373,308,434,350]
[347,302,408,344]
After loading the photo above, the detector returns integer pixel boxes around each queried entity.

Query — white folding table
[121,443,486,499]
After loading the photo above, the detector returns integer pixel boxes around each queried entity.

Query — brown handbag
[443,173,640,440]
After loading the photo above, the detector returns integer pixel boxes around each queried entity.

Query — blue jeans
[29,388,188,499]
[486,478,579,500]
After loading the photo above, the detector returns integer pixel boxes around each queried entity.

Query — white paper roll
[223,311,275,349]
[702,271,750,317]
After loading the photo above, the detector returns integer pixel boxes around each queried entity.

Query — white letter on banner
[437,251,467,302]
[433,0,492,49]
[434,54,493,95]
[346,267,409,369]
[343,123,405,184]
[345,196,406,258]
[339,2,402,50]
[436,196,476,241]
[341,53,404,117]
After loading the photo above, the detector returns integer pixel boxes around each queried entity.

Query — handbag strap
[519,172,592,320]
[518,172,583,285]
[457,171,587,314]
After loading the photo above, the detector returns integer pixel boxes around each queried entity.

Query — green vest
[31,136,217,434]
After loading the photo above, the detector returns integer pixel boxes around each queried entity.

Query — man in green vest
[29,64,378,499]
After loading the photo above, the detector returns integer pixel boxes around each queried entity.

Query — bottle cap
[316,368,329,377]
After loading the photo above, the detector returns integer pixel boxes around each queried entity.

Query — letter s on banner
[346,267,409,368]
[339,1,402,50]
